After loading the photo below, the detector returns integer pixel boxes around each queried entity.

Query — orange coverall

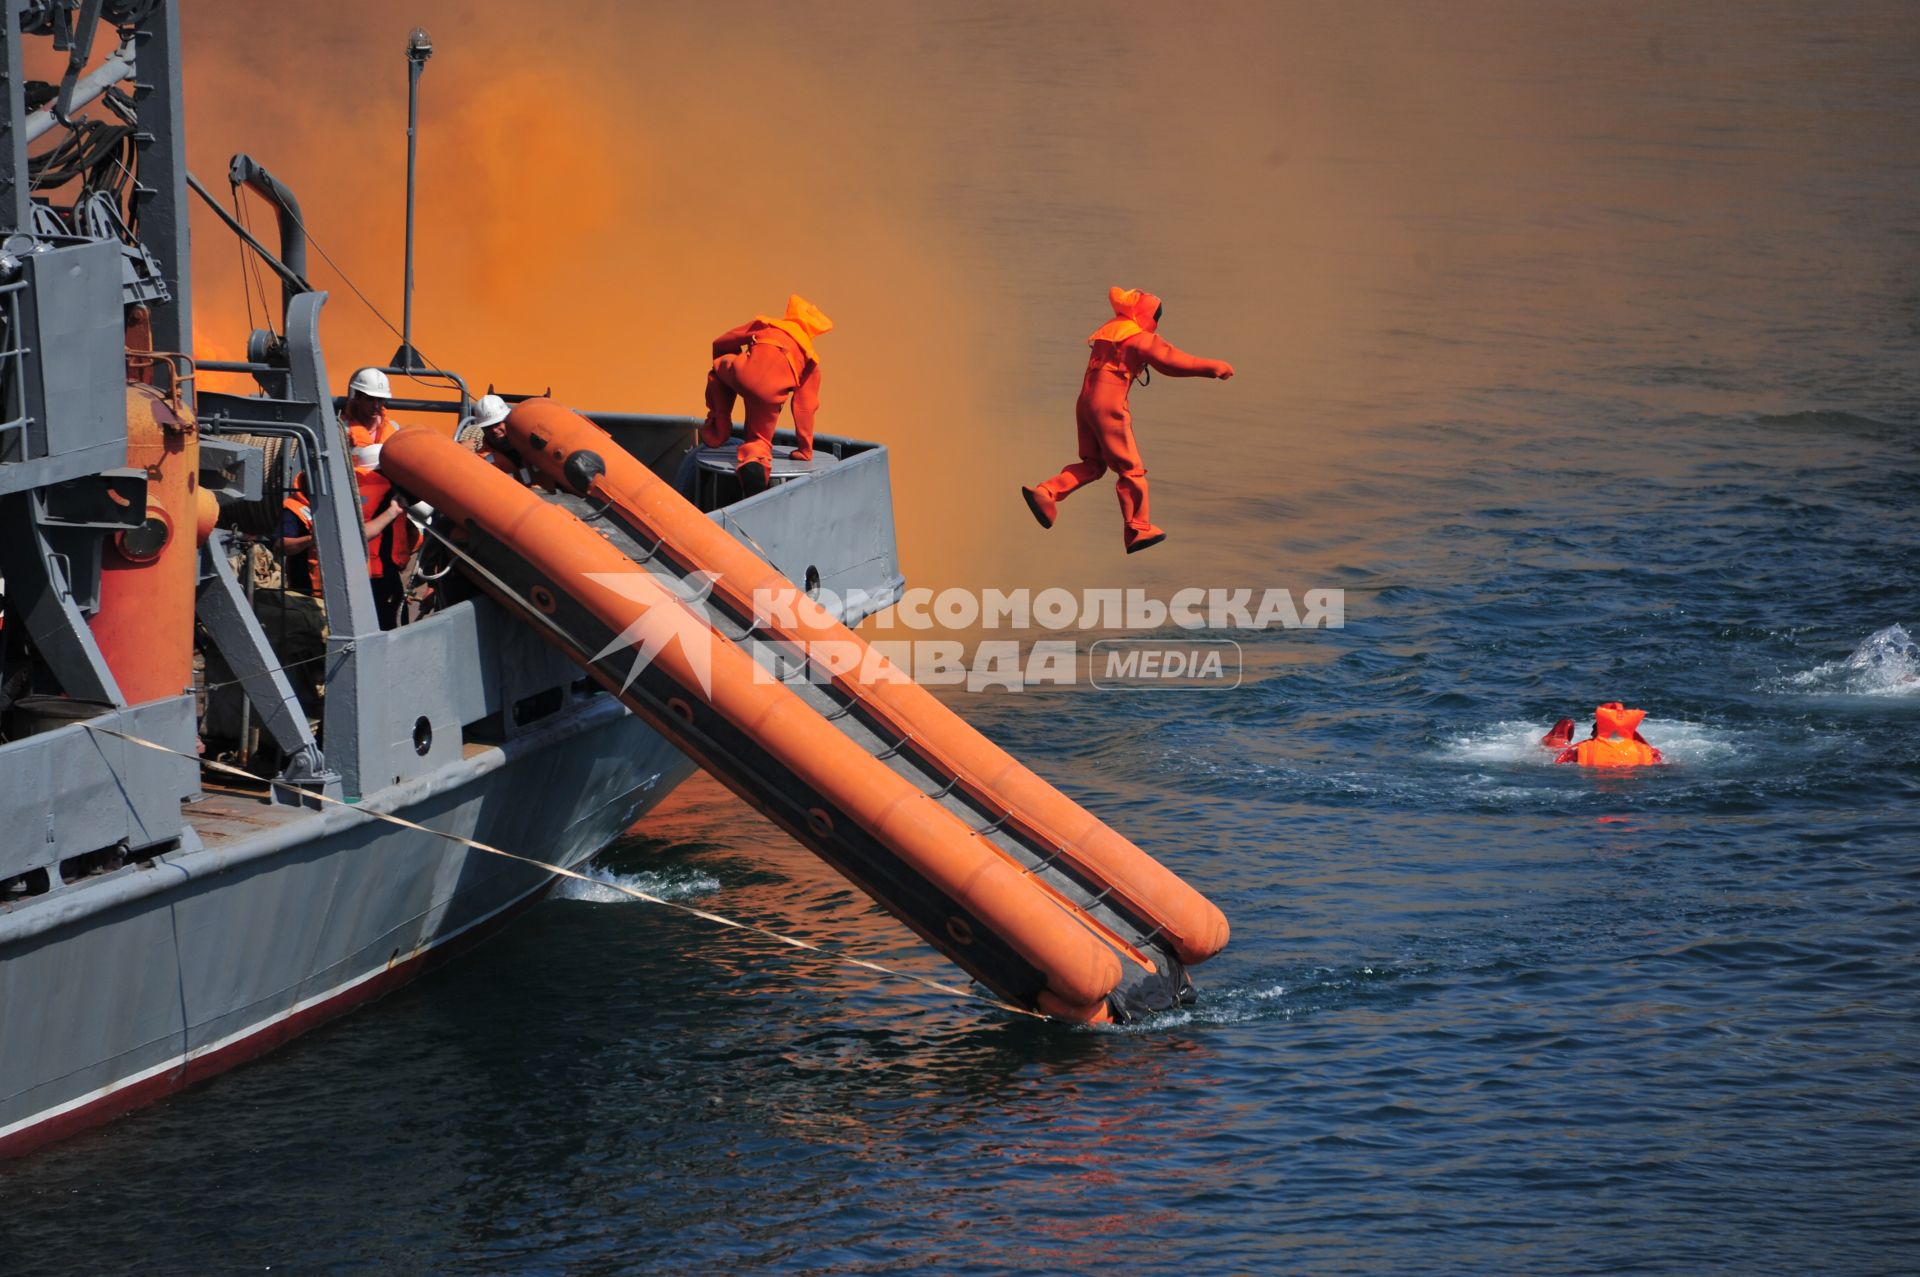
[700,294,833,478]
[1027,287,1233,551]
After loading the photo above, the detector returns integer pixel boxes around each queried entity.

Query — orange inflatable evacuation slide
[380,404,1228,1023]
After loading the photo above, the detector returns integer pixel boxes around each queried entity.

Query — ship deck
[179,739,499,848]
[180,780,313,845]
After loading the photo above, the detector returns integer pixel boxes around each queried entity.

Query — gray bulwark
[0,696,199,889]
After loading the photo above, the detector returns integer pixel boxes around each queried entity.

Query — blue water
[11,417,1916,1277]
[8,2,1920,1273]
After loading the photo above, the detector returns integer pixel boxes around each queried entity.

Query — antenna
[393,25,433,373]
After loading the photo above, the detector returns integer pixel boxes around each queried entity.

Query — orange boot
[1021,486,1057,529]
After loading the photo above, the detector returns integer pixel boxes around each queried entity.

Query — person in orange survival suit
[1541,702,1664,766]
[698,294,832,496]
[1022,286,1234,553]
[340,367,417,629]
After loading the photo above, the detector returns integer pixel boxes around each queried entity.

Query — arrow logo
[582,569,722,699]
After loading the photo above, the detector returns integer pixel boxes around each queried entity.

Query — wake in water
[1102,962,1439,1032]
[1777,623,1920,697]
[1440,719,1741,767]
[553,863,722,905]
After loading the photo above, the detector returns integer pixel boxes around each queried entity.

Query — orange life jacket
[359,478,419,580]
[751,294,833,376]
[1087,286,1164,382]
[1594,702,1644,738]
[346,411,399,450]
[1564,703,1660,766]
[281,492,322,594]
[346,412,413,578]
[1571,735,1658,767]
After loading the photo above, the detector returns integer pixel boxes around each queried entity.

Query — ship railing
[125,350,196,415]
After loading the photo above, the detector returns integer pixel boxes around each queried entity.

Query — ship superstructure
[0,0,1226,1159]
[0,0,902,1155]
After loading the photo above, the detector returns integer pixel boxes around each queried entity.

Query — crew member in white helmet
[458,393,541,485]
[456,392,510,451]
[341,367,414,628]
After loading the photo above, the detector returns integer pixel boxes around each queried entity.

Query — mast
[133,0,192,359]
[0,1,30,232]
[394,25,431,372]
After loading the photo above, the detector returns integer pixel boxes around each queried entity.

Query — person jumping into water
[1022,286,1234,553]
[700,294,833,497]
[1542,702,1664,767]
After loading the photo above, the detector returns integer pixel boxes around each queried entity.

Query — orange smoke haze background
[185,2,1031,595]
[173,2,1914,598]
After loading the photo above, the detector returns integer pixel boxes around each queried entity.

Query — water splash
[1441,718,1741,766]
[1096,963,1437,1032]
[553,864,722,905]
[1780,624,1920,697]
[1442,720,1570,766]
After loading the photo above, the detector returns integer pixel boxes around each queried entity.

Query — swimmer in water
[1541,702,1663,767]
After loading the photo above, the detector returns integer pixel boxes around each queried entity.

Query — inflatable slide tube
[499,400,1229,966]
[382,427,1122,1021]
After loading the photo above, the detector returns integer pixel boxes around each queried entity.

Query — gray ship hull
[0,696,693,1156]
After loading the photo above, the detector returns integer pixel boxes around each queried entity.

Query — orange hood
[1594,702,1647,738]
[755,294,833,364]
[1089,286,1163,346]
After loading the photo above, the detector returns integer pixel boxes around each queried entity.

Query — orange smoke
[164,3,1907,602]
[180,3,1015,593]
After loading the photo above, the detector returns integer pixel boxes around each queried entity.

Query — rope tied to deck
[84,725,1047,1021]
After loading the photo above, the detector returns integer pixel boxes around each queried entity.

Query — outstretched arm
[1135,333,1235,379]
[711,322,757,360]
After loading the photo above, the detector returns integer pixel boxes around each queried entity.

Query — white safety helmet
[352,442,383,471]
[348,367,392,399]
[470,393,510,430]
[455,393,510,450]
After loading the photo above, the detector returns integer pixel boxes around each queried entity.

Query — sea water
[5,3,1916,1273]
